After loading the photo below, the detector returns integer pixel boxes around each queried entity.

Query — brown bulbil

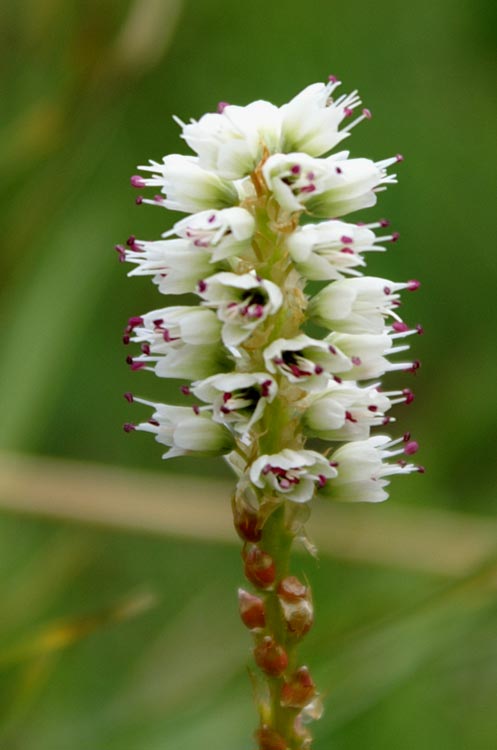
[256,725,288,750]
[238,588,266,630]
[277,575,308,602]
[280,666,316,709]
[279,595,314,637]
[254,636,288,677]
[244,546,276,589]
[233,502,262,542]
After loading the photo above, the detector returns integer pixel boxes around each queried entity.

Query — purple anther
[343,107,354,117]
[340,235,353,244]
[362,108,372,119]
[135,196,143,205]
[141,343,150,355]
[180,385,191,396]
[416,324,424,335]
[402,388,415,404]
[123,423,136,432]
[335,166,343,174]
[328,74,338,83]
[379,218,390,227]
[368,405,378,412]
[351,356,362,366]
[404,440,419,456]
[192,404,200,415]
[396,154,404,162]
[314,365,324,374]
[115,244,126,262]
[392,321,409,332]
[407,279,421,291]
[317,474,328,488]
[291,164,301,175]
[130,175,145,188]
[391,231,400,242]
[128,316,144,328]
[123,392,134,403]
[406,360,421,373]
[197,279,207,293]
[261,380,272,398]
[383,286,391,295]
[217,101,229,113]
[208,213,217,223]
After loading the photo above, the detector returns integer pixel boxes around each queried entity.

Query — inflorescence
[118,76,423,748]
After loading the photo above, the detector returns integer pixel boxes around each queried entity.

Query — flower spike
[120,76,421,749]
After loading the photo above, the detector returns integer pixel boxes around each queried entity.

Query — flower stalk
[119,76,422,748]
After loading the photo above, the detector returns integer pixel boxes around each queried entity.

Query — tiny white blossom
[302,381,393,442]
[177,100,281,179]
[198,271,283,347]
[321,435,421,503]
[125,307,229,380]
[309,277,419,334]
[250,449,337,503]
[325,330,418,380]
[262,152,399,218]
[286,220,394,281]
[164,207,255,262]
[137,155,238,213]
[280,79,361,157]
[263,334,352,390]
[125,239,214,294]
[133,401,235,459]
[192,372,277,435]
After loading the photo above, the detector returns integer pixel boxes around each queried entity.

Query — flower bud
[244,546,276,589]
[238,588,266,630]
[280,666,316,709]
[254,636,288,677]
[256,725,288,750]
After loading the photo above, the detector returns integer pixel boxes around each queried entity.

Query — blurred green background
[1,0,496,748]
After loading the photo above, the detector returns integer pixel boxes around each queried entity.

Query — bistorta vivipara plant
[118,76,423,750]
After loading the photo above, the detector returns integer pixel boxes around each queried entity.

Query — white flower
[133,401,234,459]
[309,277,415,334]
[125,239,214,294]
[280,79,361,157]
[250,449,338,503]
[325,330,417,380]
[302,381,393,442]
[191,372,277,435]
[262,152,398,218]
[286,220,392,281]
[177,100,281,179]
[164,207,255,262]
[321,435,421,503]
[125,307,230,380]
[137,155,238,213]
[263,334,352,390]
[198,271,283,347]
